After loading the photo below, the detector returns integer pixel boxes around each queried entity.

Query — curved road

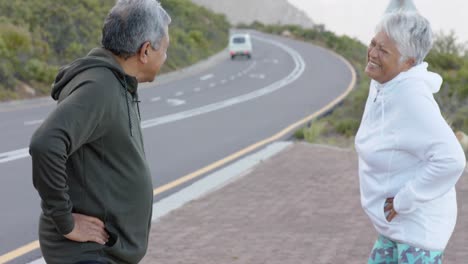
[0,30,355,263]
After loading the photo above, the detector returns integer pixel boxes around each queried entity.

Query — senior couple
[29,0,464,263]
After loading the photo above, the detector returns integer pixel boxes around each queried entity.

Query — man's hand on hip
[64,213,109,245]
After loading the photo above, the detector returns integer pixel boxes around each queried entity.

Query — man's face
[144,27,170,82]
[365,31,409,84]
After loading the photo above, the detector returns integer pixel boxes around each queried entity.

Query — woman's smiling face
[365,31,411,84]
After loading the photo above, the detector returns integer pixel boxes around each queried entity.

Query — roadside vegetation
[0,0,229,101]
[243,22,468,148]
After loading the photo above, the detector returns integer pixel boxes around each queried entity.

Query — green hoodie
[29,48,153,264]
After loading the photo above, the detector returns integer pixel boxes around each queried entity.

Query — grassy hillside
[0,0,229,101]
[244,22,468,146]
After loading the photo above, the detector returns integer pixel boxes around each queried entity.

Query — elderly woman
[355,11,466,264]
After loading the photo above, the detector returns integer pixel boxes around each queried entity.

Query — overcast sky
[287,0,468,46]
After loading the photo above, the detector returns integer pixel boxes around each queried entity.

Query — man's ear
[139,41,151,63]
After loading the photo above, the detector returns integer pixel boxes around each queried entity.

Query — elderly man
[29,0,171,263]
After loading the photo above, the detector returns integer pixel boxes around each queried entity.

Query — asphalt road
[0,30,354,263]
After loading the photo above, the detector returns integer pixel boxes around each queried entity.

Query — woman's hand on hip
[384,197,398,222]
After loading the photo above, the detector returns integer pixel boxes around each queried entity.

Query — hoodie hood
[378,62,443,94]
[51,48,138,100]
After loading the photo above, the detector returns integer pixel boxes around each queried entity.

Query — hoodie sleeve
[29,78,115,235]
[393,83,466,215]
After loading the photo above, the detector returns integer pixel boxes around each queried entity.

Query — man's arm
[30,79,113,243]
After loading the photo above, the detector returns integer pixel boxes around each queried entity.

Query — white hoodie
[355,62,466,251]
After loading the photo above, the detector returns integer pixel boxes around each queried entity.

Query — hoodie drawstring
[380,89,385,137]
[372,83,385,137]
[123,79,134,137]
[135,92,141,120]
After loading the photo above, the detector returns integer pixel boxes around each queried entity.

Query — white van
[229,33,253,60]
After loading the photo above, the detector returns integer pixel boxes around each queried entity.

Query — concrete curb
[152,141,292,221]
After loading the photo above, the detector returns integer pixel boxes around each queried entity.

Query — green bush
[21,59,58,83]
[450,106,468,132]
[427,52,463,70]
[0,60,16,89]
[0,85,19,101]
[294,129,305,140]
[304,122,327,142]
[334,118,360,137]
[296,122,327,143]
[0,23,32,53]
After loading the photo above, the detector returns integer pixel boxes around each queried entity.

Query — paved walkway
[141,142,468,264]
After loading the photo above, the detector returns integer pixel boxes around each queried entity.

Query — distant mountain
[190,0,314,28]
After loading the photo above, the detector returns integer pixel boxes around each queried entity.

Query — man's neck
[113,54,140,82]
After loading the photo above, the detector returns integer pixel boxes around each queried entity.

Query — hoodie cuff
[394,184,418,215]
[52,213,75,235]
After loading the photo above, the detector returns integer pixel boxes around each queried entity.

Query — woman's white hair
[376,11,433,65]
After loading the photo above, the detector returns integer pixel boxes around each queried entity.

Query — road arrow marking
[166,99,186,106]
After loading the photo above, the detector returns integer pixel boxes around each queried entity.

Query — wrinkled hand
[64,213,109,245]
[384,197,397,222]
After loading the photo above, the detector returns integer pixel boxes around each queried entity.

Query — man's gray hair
[102,0,171,59]
[376,11,433,65]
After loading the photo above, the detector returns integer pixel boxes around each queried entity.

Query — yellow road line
[0,48,356,264]
[0,241,40,264]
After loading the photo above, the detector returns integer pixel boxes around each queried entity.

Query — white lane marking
[0,148,30,163]
[199,74,214,81]
[194,87,201,92]
[230,76,236,80]
[166,99,186,107]
[175,91,184,97]
[209,83,216,88]
[240,61,258,75]
[243,61,257,73]
[237,72,243,77]
[141,35,305,129]
[24,120,43,126]
[221,79,227,84]
[28,258,45,264]
[263,59,279,64]
[1,35,306,164]
[151,97,161,102]
[249,74,266,79]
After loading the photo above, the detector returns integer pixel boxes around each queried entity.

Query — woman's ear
[405,57,416,68]
[401,57,416,71]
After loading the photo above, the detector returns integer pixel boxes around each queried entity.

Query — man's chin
[139,76,157,83]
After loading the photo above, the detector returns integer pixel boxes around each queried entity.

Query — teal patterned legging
[368,235,443,264]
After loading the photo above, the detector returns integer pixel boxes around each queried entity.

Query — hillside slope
[190,0,314,28]
[0,0,229,101]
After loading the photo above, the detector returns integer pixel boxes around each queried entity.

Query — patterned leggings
[368,235,443,264]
